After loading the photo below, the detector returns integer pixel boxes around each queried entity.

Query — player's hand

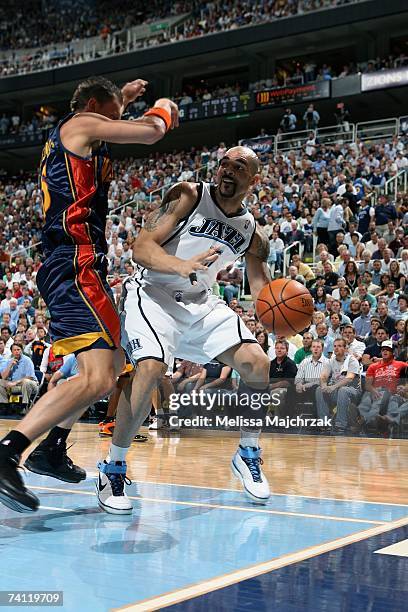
[178,246,221,284]
[122,79,148,104]
[154,98,179,129]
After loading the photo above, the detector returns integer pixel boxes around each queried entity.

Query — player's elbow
[132,240,149,265]
[145,123,166,144]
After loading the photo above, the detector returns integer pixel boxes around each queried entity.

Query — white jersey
[138,182,256,298]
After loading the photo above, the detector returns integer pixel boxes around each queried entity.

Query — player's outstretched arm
[68,98,179,147]
[245,226,271,302]
[133,182,219,277]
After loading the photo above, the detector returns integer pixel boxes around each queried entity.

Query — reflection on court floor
[1,472,408,611]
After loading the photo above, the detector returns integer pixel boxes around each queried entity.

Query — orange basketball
[256,279,314,336]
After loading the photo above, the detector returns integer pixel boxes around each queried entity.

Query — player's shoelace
[241,456,263,483]
[49,443,74,467]
[107,473,132,496]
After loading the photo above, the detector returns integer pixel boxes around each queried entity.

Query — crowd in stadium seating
[0,0,189,50]
[0,124,407,433]
[0,0,364,77]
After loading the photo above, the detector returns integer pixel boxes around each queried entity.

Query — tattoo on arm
[144,184,183,232]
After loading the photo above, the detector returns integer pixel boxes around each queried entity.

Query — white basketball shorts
[120,277,257,366]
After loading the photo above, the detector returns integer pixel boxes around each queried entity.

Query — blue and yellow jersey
[36,112,120,356]
[39,112,113,258]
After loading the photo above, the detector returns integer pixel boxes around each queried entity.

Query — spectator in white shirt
[342,325,366,361]
[268,230,284,272]
[295,339,330,401]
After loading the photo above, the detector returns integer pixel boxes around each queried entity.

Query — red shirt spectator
[366,342,406,393]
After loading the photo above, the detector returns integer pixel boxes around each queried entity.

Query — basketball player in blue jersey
[97,146,273,514]
[0,76,179,512]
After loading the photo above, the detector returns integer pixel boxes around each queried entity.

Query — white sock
[240,429,261,449]
[106,443,129,463]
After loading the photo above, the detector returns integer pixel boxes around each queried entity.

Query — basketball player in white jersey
[97,146,272,513]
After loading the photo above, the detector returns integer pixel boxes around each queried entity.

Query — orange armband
[143,107,171,131]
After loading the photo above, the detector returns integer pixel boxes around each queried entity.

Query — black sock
[0,430,31,461]
[41,426,71,448]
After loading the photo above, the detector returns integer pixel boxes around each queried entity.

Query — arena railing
[356,117,399,142]
[147,164,210,205]
[275,129,310,154]
[384,169,408,198]
[316,123,355,146]
[106,163,210,223]
[9,240,43,263]
[276,123,355,155]
[282,242,302,277]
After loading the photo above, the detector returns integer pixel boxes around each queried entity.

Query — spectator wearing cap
[356,340,406,430]
[353,300,372,339]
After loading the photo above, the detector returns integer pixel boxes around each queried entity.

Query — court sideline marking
[113,514,408,611]
[28,484,385,525]
[123,478,408,508]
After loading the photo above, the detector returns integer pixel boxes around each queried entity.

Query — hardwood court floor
[1,420,408,611]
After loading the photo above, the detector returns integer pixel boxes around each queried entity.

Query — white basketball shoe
[96,460,133,515]
[231,446,270,504]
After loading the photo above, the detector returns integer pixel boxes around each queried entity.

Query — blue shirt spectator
[1,348,35,382]
[0,341,8,372]
[59,354,78,379]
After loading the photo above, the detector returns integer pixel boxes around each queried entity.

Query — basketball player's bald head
[224,146,260,176]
